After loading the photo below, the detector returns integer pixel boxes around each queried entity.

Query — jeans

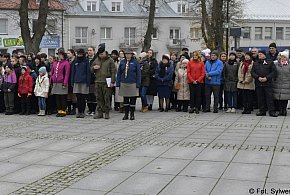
[38,97,46,110]
[205,84,220,111]
[140,86,148,107]
[225,91,237,108]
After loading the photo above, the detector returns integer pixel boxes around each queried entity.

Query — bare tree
[142,0,156,52]
[19,0,49,54]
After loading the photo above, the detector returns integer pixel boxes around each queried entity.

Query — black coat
[140,59,150,87]
[251,59,277,87]
[147,57,158,95]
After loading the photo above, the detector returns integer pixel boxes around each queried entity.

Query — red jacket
[187,60,205,83]
[18,72,33,94]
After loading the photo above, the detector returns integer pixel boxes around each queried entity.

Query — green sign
[3,36,24,47]
[0,38,2,46]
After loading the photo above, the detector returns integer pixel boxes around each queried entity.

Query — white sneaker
[231,108,236,113]
[226,108,232,113]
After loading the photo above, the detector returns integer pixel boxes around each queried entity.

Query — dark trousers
[47,95,57,114]
[177,100,189,111]
[20,94,31,113]
[124,96,137,112]
[0,91,4,113]
[189,83,202,109]
[95,83,112,113]
[277,100,288,110]
[4,92,14,112]
[242,89,254,111]
[55,95,67,111]
[205,84,220,111]
[14,92,21,113]
[200,83,206,110]
[87,93,97,113]
[170,92,177,108]
[76,94,87,114]
[237,89,243,109]
[256,86,275,113]
[219,84,227,109]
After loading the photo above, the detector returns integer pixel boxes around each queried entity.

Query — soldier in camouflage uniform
[91,43,116,119]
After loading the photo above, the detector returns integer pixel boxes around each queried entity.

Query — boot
[71,103,77,115]
[104,112,110,119]
[67,101,72,115]
[56,110,62,117]
[94,112,103,119]
[269,111,278,117]
[38,110,43,116]
[130,107,135,120]
[123,106,129,120]
[148,105,152,111]
[119,107,124,113]
[140,106,144,112]
[142,106,148,113]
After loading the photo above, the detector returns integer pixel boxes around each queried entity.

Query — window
[124,27,135,45]
[276,27,284,40]
[152,28,158,39]
[170,28,180,44]
[265,27,272,40]
[243,27,251,39]
[87,1,97,11]
[190,28,202,39]
[177,3,186,13]
[0,19,8,34]
[255,27,263,40]
[101,27,112,39]
[75,27,88,44]
[112,2,121,12]
[286,27,290,40]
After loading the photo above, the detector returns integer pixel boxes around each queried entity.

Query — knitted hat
[269,42,277,48]
[259,50,267,57]
[229,51,237,57]
[279,50,289,59]
[21,66,27,71]
[211,50,219,56]
[182,59,189,64]
[111,50,119,56]
[98,43,106,53]
[162,54,170,61]
[39,66,47,74]
[77,48,86,55]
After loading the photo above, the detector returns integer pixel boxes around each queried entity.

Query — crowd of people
[0,42,289,120]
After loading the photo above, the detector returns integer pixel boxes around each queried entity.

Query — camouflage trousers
[95,83,112,113]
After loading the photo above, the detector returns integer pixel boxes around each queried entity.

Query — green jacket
[91,55,116,83]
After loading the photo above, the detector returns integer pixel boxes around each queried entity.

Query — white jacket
[34,74,49,97]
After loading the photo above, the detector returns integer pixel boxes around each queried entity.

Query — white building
[63,0,201,59]
[0,0,65,55]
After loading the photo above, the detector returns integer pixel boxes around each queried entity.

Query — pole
[226,0,229,54]
[61,11,64,48]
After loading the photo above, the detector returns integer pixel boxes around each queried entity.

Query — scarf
[228,59,236,65]
[280,59,289,66]
[243,60,252,79]
[125,60,130,78]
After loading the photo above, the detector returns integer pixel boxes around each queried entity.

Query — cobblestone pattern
[9,114,192,195]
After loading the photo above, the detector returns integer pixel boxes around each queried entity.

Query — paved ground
[0,107,290,195]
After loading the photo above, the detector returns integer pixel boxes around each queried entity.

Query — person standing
[50,48,71,117]
[170,51,178,110]
[272,50,290,116]
[34,67,49,116]
[219,52,228,110]
[18,66,33,115]
[224,52,239,113]
[0,64,4,113]
[175,59,190,112]
[251,50,278,117]
[66,49,77,115]
[116,48,141,120]
[146,49,158,110]
[139,52,150,113]
[3,64,17,115]
[267,42,279,61]
[155,54,174,112]
[87,47,97,116]
[71,49,91,118]
[187,51,205,114]
[237,52,255,114]
[92,43,116,119]
[204,50,223,113]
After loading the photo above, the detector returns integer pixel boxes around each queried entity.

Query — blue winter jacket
[71,58,91,86]
[155,62,174,86]
[205,59,223,85]
[116,58,141,88]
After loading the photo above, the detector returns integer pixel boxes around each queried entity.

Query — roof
[243,0,290,21]
[63,0,192,18]
[0,0,65,11]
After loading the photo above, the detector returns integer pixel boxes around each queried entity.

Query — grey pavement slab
[0,137,31,148]
[68,142,112,154]
[38,140,84,151]
[0,162,27,177]
[103,156,154,172]
[0,164,61,183]
[222,162,269,182]
[0,148,31,162]
[267,165,290,184]
[195,148,237,162]
[110,172,174,195]
[232,150,273,164]
[139,158,190,175]
[126,145,171,158]
[11,139,56,150]
[8,150,58,164]
[159,176,218,195]
[179,160,229,178]
[70,170,133,191]
[211,179,264,195]
[272,152,290,166]
[160,146,203,160]
[0,182,26,195]
[57,188,105,195]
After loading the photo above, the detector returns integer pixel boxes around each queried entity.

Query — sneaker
[231,108,236,113]
[226,108,232,113]
[86,111,92,116]
[90,112,95,116]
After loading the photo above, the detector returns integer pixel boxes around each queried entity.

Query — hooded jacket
[18,69,33,94]
[34,74,50,97]
[205,59,223,85]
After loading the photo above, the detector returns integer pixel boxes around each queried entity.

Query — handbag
[175,83,180,90]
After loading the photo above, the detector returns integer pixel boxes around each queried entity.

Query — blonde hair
[191,50,202,62]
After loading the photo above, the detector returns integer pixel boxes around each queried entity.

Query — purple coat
[50,60,71,86]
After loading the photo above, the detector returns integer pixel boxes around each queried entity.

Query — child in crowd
[34,67,49,116]
[18,66,33,115]
[3,64,17,115]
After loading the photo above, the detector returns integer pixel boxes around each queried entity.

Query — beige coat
[175,67,190,100]
[34,74,50,97]
[237,61,255,90]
